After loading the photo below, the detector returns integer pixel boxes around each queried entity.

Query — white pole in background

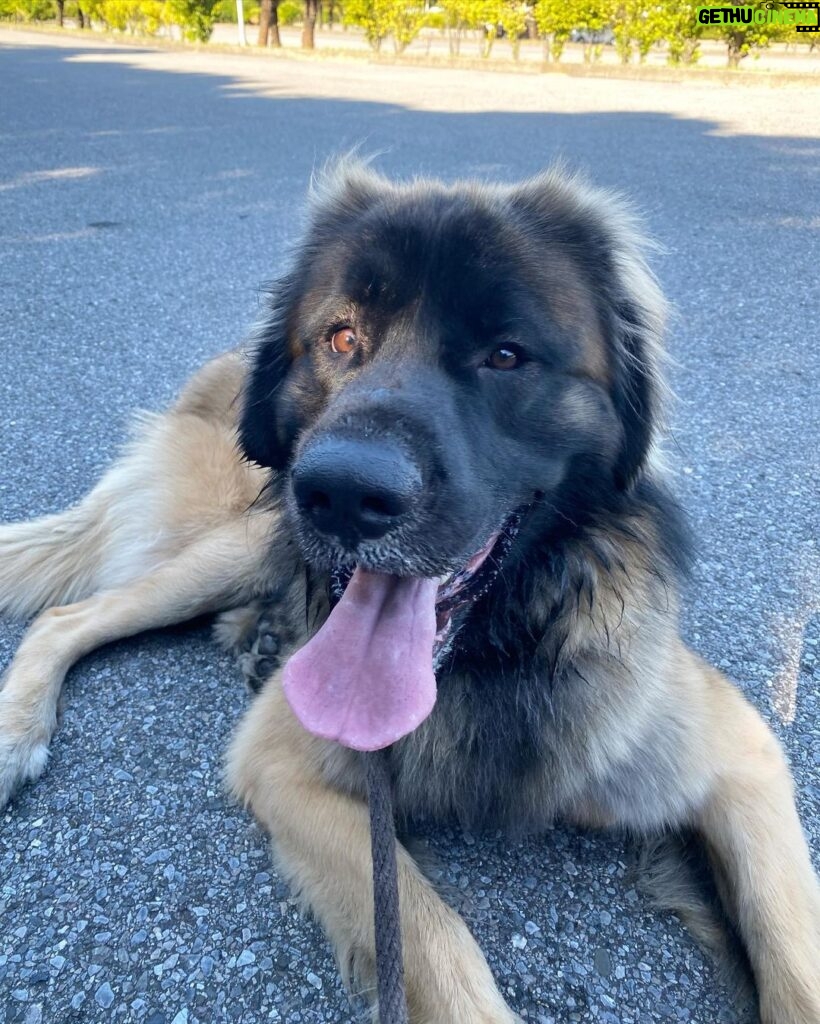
[236,0,247,44]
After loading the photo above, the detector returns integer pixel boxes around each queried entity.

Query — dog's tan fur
[1,290,819,1023]
[0,351,277,803]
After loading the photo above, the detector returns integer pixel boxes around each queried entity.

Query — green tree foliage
[0,0,53,19]
[277,0,298,22]
[213,0,255,22]
[710,0,792,67]
[82,0,217,37]
[343,0,427,52]
[439,0,472,55]
[661,0,701,65]
[342,0,391,49]
[168,0,217,39]
[389,0,427,51]
[537,0,704,65]
[533,0,577,59]
[4,0,815,67]
[500,0,529,59]
[473,0,503,57]
[536,0,618,61]
[437,0,525,58]
[82,0,157,33]
[613,0,695,64]
[0,0,218,36]
[612,0,660,62]
[573,0,614,60]
[137,0,212,35]
[435,0,493,56]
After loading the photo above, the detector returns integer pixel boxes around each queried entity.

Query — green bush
[4,0,810,64]
[213,0,235,19]
[343,0,428,52]
[278,0,300,23]
[218,1,260,22]
[165,0,217,38]
[0,0,55,20]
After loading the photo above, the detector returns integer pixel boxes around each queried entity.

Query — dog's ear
[510,169,667,490]
[306,155,392,235]
[606,294,664,490]
[239,271,301,472]
[239,158,390,471]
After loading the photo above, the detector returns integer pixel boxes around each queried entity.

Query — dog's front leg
[0,518,271,808]
[227,675,519,1024]
[697,667,820,1024]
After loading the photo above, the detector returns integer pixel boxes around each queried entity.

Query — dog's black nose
[292,437,422,545]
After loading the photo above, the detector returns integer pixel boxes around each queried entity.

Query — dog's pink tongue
[283,568,438,751]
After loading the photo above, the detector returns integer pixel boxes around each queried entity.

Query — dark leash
[365,749,409,1024]
[313,516,529,1023]
[326,567,409,1021]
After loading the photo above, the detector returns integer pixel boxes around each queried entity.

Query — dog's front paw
[0,694,53,809]
[215,597,296,694]
[406,995,521,1024]
[344,936,520,1024]
[235,610,286,693]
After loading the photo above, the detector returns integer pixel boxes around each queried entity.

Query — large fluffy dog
[0,164,818,1024]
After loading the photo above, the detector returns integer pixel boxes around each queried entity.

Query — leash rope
[365,749,409,1024]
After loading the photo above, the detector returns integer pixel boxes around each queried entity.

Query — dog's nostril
[361,495,393,518]
[305,490,331,512]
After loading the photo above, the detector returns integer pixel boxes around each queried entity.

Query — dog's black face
[242,165,663,578]
[240,166,666,741]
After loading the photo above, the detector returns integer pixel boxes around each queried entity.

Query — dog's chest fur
[263,533,692,834]
[318,652,667,833]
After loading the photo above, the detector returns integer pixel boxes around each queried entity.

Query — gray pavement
[0,30,818,1024]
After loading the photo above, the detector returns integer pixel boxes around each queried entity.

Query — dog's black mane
[386,472,690,826]
[464,472,692,670]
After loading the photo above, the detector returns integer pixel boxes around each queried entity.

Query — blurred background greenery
[1,0,816,66]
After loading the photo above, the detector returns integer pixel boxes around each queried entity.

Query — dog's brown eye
[486,347,520,371]
[330,329,357,354]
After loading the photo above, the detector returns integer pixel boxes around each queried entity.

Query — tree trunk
[727,34,743,67]
[481,27,494,58]
[56,0,65,25]
[302,0,317,48]
[270,2,280,45]
[258,0,271,45]
[616,36,631,63]
[76,4,85,27]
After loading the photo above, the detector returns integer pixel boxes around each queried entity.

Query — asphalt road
[1,29,818,1024]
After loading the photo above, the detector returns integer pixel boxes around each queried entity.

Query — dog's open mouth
[332,510,522,658]
[433,513,521,657]
[282,512,522,753]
